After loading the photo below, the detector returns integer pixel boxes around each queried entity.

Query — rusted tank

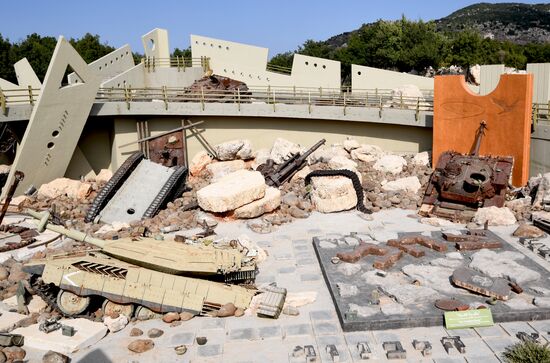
[23,251,256,317]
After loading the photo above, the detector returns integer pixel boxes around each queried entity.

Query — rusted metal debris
[183,75,250,102]
[336,243,388,263]
[451,267,511,300]
[420,121,513,221]
[387,236,448,256]
[441,336,466,354]
[0,170,24,225]
[0,224,39,252]
[443,230,503,250]
[435,299,469,311]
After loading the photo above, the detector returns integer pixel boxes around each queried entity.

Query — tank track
[30,276,64,316]
[143,166,189,219]
[304,169,372,214]
[224,269,257,284]
[84,151,145,223]
[0,238,35,253]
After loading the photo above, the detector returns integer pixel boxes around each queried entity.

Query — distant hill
[435,2,550,44]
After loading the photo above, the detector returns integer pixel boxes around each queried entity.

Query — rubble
[310,176,357,213]
[189,151,213,176]
[513,224,545,239]
[270,138,304,164]
[381,176,422,193]
[473,206,517,226]
[213,139,253,161]
[373,155,407,174]
[206,160,246,181]
[233,187,281,219]
[103,314,128,333]
[147,328,164,338]
[37,178,91,200]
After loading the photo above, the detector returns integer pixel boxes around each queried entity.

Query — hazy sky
[0,1,546,56]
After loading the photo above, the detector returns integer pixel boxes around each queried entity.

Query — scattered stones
[311,176,357,213]
[197,170,266,212]
[234,187,281,219]
[469,250,540,284]
[37,178,88,200]
[473,206,517,226]
[328,156,358,172]
[42,350,69,363]
[103,314,128,333]
[196,337,208,345]
[127,339,155,353]
[174,345,187,355]
[213,139,253,161]
[373,155,407,174]
[350,144,382,162]
[513,224,545,239]
[147,328,164,338]
[162,312,180,324]
[2,346,26,361]
[130,328,143,337]
[381,176,421,193]
[217,303,237,317]
[270,138,303,164]
[420,217,457,227]
[234,308,245,317]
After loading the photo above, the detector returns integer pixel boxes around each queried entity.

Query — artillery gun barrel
[25,209,106,248]
[298,138,326,162]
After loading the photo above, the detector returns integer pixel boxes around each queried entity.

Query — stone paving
[15,209,550,362]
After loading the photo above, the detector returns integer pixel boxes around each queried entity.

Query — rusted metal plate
[148,130,185,167]
[451,267,511,300]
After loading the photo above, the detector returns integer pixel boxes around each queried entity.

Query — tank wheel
[102,299,134,318]
[135,306,157,320]
[56,290,90,316]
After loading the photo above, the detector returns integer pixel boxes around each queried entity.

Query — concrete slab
[12,318,107,355]
[0,310,27,332]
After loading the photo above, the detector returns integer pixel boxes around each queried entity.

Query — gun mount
[257,139,326,187]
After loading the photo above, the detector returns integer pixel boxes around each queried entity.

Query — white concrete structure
[142,28,170,63]
[527,63,550,103]
[479,64,506,95]
[191,34,341,88]
[351,65,434,92]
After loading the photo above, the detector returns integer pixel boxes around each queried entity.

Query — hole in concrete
[149,39,155,51]
[47,142,55,149]
[226,46,229,50]
[127,208,135,215]
[52,130,59,137]
[305,61,309,65]
[314,63,317,67]
[322,65,326,69]
[358,71,362,75]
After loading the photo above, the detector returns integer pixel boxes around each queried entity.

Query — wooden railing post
[163,86,168,110]
[200,86,205,111]
[0,88,6,116]
[28,86,34,106]
[415,97,420,121]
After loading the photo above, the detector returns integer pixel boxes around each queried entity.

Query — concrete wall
[69,45,135,85]
[109,115,432,170]
[527,63,550,104]
[351,65,434,91]
[479,64,505,95]
[190,34,341,88]
[142,29,170,62]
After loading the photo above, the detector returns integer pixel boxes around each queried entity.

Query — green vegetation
[502,341,550,363]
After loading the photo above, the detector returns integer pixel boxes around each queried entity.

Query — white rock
[350,144,383,163]
[95,169,113,183]
[381,176,421,193]
[387,84,425,109]
[337,263,361,276]
[401,264,458,294]
[234,187,281,219]
[0,310,27,331]
[373,155,407,174]
[197,170,266,213]
[473,207,517,226]
[311,176,357,213]
[343,138,360,152]
[27,295,48,314]
[412,151,430,166]
[328,156,358,172]
[96,222,131,235]
[103,314,128,333]
[430,258,463,268]
[470,64,481,85]
[420,217,458,227]
[9,195,29,207]
[446,252,464,260]
[38,178,85,200]
[284,291,317,308]
[469,249,540,284]
[348,303,378,318]
[0,165,10,174]
[214,139,253,160]
[251,148,271,170]
[12,318,107,355]
[534,297,550,308]
[270,138,303,164]
[308,146,349,165]
[533,173,550,210]
[206,160,246,181]
[337,283,359,297]
[189,151,213,176]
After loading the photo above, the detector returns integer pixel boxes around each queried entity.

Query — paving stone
[256,240,271,247]
[500,321,538,337]
[313,321,340,336]
[315,335,351,363]
[278,266,296,274]
[484,336,517,353]
[169,332,195,346]
[445,329,479,339]
[307,229,323,235]
[294,251,313,259]
[284,324,313,337]
[293,244,310,251]
[258,326,282,339]
[296,258,316,266]
[197,344,222,357]
[300,273,321,282]
[465,355,500,363]
[274,253,294,261]
[201,318,226,330]
[229,328,259,341]
[433,358,467,363]
[474,325,507,339]
[528,320,550,341]
[256,274,276,283]
[310,310,335,321]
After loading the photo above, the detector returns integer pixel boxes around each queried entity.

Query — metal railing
[533,103,550,126]
[141,57,211,73]
[265,63,292,75]
[0,87,40,115]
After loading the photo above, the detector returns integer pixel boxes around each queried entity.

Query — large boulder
[381,176,421,194]
[206,160,246,181]
[311,176,357,213]
[309,146,349,164]
[197,170,266,213]
[234,187,281,219]
[473,206,516,226]
[38,178,91,200]
[214,139,253,161]
[373,155,407,174]
[387,84,425,109]
[270,138,303,164]
[251,148,271,170]
[350,144,383,163]
[189,151,213,176]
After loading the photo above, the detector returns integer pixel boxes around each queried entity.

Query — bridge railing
[0,87,40,115]
[533,103,550,126]
[141,57,211,72]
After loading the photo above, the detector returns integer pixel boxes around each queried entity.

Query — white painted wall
[142,28,170,65]
[527,63,550,104]
[69,45,135,85]
[479,64,505,95]
[351,65,434,91]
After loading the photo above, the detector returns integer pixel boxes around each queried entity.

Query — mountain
[435,2,550,44]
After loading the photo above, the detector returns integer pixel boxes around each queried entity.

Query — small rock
[343,138,361,152]
[446,252,464,260]
[128,339,155,353]
[162,312,180,323]
[0,351,5,363]
[2,347,26,362]
[178,312,194,322]
[381,176,421,193]
[234,308,245,317]
[534,297,550,308]
[174,345,187,355]
[373,155,407,174]
[289,206,309,219]
[103,314,129,333]
[337,283,359,297]
[412,151,430,166]
[420,217,458,227]
[282,192,299,207]
[473,206,516,226]
[337,262,361,276]
[0,267,8,281]
[42,350,69,363]
[282,305,300,316]
[147,328,164,338]
[196,337,208,345]
[214,139,253,161]
[190,151,213,176]
[130,328,143,337]
[217,303,237,317]
[328,156,358,172]
[513,224,545,239]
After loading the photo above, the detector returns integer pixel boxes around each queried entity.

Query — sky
[0,1,546,57]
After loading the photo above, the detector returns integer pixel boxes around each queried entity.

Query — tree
[172,47,191,58]
[446,30,483,68]
[69,33,114,64]
[10,33,57,82]
[0,35,16,84]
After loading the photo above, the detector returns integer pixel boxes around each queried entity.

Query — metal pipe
[118,121,203,148]
[0,171,24,225]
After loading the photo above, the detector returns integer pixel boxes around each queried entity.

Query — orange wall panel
[433,74,533,186]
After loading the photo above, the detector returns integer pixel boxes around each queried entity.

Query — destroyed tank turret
[26,210,257,283]
[23,250,256,318]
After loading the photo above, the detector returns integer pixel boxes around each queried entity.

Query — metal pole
[118,121,204,148]
[0,88,5,116]
[0,171,24,225]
